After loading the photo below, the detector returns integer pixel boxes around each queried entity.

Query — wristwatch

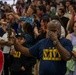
[53,39,59,45]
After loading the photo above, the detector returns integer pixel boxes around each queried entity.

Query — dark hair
[23,23,33,34]
[16,33,26,39]
[59,1,66,9]
[41,16,50,23]
[70,4,76,12]
[70,21,76,33]
[38,5,46,13]
[51,15,64,26]
[30,5,37,14]
[59,8,65,15]
[66,0,70,3]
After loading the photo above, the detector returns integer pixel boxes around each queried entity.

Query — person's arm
[66,20,70,34]
[6,13,20,20]
[21,55,36,70]
[12,13,20,20]
[11,4,17,14]
[66,34,71,40]
[68,10,75,32]
[14,42,31,56]
[34,26,40,37]
[0,40,7,45]
[66,34,76,60]
[0,39,14,46]
[55,39,72,61]
[71,51,76,60]
[48,31,72,61]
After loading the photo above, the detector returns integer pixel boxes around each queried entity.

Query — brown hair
[23,22,33,35]
[70,21,76,33]
[30,5,37,14]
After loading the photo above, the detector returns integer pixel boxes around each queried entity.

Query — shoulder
[64,16,69,20]
[60,37,72,46]
[61,37,70,41]
[62,17,69,21]
[38,38,50,43]
[66,34,71,40]
[60,37,72,44]
[33,38,50,47]
[59,38,73,51]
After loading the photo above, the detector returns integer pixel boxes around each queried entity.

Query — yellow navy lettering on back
[43,47,61,61]
[13,51,21,58]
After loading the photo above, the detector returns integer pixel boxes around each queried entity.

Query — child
[10,33,36,75]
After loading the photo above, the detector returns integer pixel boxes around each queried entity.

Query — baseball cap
[15,33,25,39]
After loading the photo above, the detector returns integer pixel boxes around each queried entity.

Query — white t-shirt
[2,33,10,54]
[61,26,65,38]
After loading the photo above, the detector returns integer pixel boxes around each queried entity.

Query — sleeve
[64,39,73,56]
[21,42,37,69]
[2,34,5,40]
[20,17,25,21]
[2,33,8,41]
[29,42,40,58]
[21,55,36,69]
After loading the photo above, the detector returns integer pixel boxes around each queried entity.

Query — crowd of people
[0,0,76,75]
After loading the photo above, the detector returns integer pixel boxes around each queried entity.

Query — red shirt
[0,50,4,74]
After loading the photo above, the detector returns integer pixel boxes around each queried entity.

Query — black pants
[4,54,10,75]
[10,71,33,75]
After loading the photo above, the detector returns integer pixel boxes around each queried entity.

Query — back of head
[48,20,61,29]
[51,15,64,26]
[23,22,33,34]
[41,16,50,23]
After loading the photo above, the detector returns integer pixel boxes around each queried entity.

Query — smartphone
[7,22,12,38]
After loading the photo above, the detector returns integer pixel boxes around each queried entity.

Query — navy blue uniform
[29,37,73,75]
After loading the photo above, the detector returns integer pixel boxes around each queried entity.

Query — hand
[10,49,15,55]
[6,41,14,46]
[34,26,39,36]
[71,10,75,17]
[72,50,76,58]
[48,31,58,41]
[21,66,26,71]
[72,56,76,61]
[0,21,7,24]
[8,35,16,44]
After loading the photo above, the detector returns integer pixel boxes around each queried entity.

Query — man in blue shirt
[7,5,36,27]
[13,20,73,75]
